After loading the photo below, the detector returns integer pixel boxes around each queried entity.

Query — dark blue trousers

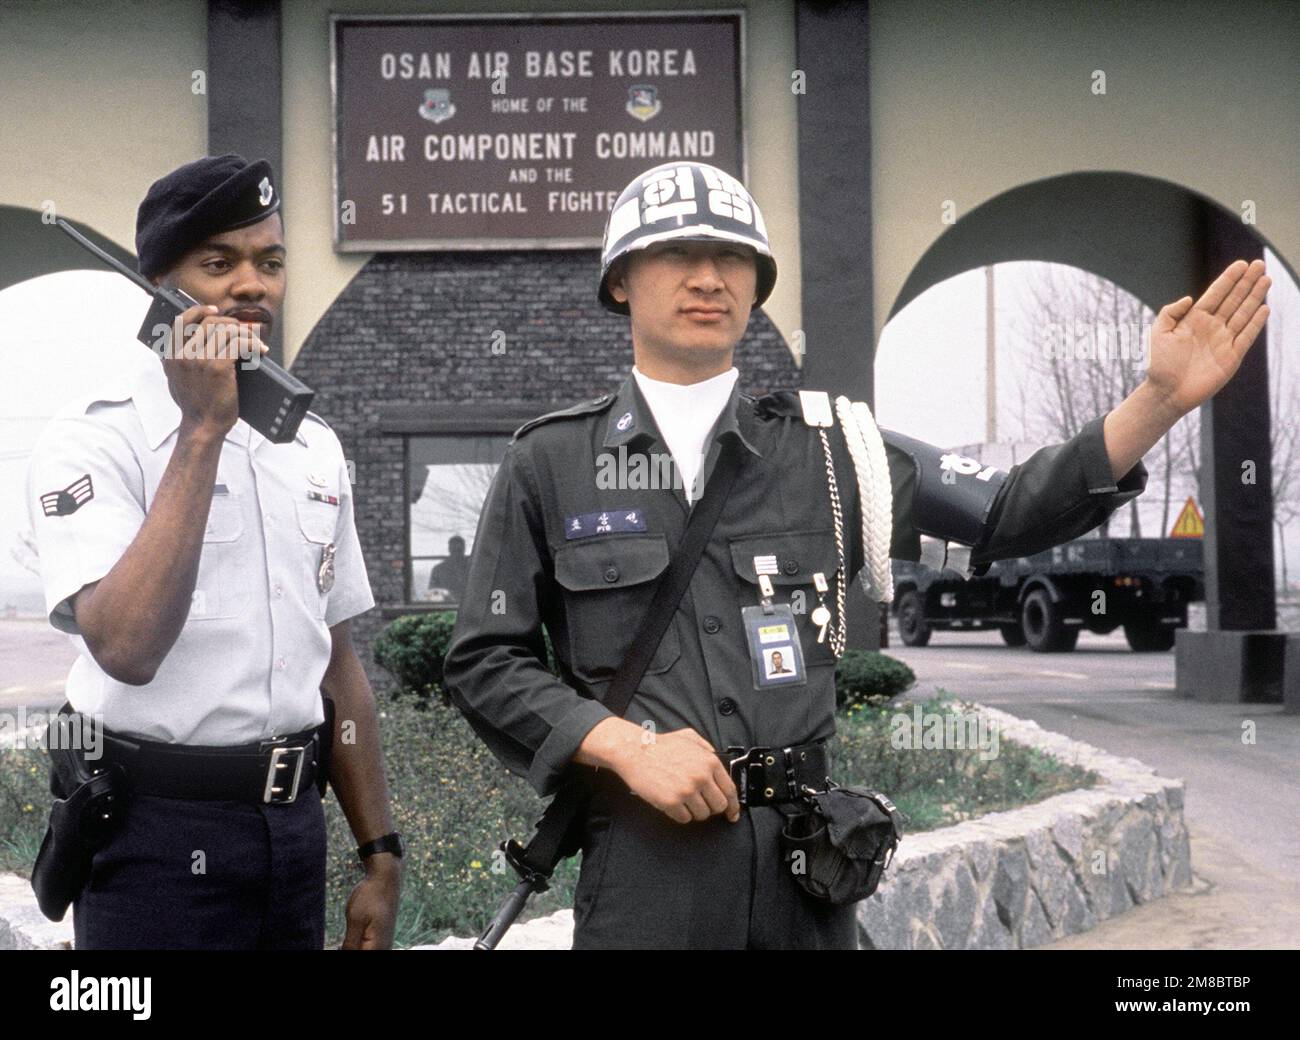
[73,791,326,950]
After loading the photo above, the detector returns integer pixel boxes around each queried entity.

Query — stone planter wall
[0,874,72,950]
[858,703,1192,949]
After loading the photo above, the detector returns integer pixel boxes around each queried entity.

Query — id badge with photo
[741,603,807,689]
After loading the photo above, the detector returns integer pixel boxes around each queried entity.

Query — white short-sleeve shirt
[23,355,375,746]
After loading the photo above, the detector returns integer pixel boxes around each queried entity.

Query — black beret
[135,154,281,278]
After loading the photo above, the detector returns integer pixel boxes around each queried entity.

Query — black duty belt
[99,724,323,805]
[718,741,831,808]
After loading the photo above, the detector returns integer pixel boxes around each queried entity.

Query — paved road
[882,622,1300,948]
[0,618,74,713]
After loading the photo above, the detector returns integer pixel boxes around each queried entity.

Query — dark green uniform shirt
[443,374,1147,797]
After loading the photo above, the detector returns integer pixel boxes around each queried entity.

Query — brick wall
[291,250,800,691]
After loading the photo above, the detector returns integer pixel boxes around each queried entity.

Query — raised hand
[1145,259,1272,415]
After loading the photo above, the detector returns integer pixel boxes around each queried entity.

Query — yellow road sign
[1170,496,1204,538]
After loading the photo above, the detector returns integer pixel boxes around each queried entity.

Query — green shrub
[834,649,916,710]
[372,612,459,705]
[373,612,559,706]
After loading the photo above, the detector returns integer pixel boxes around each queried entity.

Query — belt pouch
[779,785,903,905]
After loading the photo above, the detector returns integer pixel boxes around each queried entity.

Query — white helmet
[597,161,777,315]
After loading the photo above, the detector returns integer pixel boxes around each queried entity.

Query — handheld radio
[56,218,314,443]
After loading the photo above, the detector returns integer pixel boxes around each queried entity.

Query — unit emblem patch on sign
[419,88,456,124]
[626,84,662,122]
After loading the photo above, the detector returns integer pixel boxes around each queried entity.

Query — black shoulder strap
[602,439,743,717]
[519,438,746,875]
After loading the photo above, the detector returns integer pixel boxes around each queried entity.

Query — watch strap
[357,831,404,861]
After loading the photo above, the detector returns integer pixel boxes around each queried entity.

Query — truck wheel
[1021,589,1074,652]
[1124,620,1177,651]
[897,590,931,647]
[999,623,1027,647]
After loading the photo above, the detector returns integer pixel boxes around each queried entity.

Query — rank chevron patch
[40,474,94,517]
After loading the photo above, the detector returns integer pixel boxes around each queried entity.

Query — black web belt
[98,724,323,805]
[718,740,831,808]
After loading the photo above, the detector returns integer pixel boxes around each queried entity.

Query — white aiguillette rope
[834,396,895,605]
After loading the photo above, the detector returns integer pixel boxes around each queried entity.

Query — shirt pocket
[727,528,841,669]
[553,533,680,684]
[295,498,338,619]
[192,492,247,620]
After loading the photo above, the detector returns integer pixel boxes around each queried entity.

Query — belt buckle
[725,746,771,807]
[262,742,308,804]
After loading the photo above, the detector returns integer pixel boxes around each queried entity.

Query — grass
[322,697,581,948]
[0,751,48,875]
[833,691,1097,832]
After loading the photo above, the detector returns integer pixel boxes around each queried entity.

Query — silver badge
[308,473,327,487]
[318,542,336,593]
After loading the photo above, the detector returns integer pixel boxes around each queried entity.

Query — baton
[473,839,551,950]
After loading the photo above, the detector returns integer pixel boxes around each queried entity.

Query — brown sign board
[331,11,745,250]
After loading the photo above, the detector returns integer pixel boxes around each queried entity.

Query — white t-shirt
[631,365,739,503]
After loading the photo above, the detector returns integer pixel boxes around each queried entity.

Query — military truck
[890,535,1204,652]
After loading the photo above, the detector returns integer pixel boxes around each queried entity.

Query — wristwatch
[357,832,404,862]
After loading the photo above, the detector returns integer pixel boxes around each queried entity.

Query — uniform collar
[602,371,763,459]
[130,355,308,452]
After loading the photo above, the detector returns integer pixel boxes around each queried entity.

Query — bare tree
[411,462,499,550]
[1267,278,1300,594]
[1007,263,1193,537]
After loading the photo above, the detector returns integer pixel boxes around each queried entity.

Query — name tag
[564,508,647,540]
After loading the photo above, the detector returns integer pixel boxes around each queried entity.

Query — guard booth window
[406,435,510,607]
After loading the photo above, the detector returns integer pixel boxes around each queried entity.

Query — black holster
[30,710,129,922]
[779,785,904,905]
